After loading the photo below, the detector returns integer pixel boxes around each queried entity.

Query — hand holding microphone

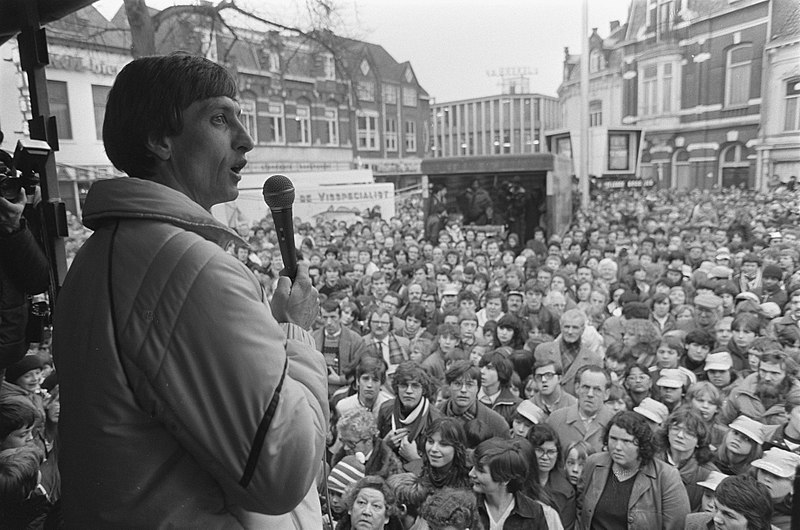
[263,175,318,329]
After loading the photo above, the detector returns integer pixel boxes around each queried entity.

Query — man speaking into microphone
[52,54,327,528]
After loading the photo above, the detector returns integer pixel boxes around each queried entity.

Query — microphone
[262,174,298,281]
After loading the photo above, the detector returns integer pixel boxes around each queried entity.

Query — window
[240,95,257,142]
[589,100,602,127]
[91,85,111,140]
[405,120,417,151]
[608,134,630,171]
[382,84,398,104]
[256,101,284,144]
[294,105,311,145]
[589,50,603,73]
[402,87,417,107]
[357,112,379,151]
[556,136,572,158]
[639,61,679,116]
[662,63,673,113]
[324,106,339,145]
[725,45,751,107]
[357,81,375,102]
[385,118,398,151]
[784,78,800,131]
[47,80,72,140]
[323,55,336,80]
[642,65,658,116]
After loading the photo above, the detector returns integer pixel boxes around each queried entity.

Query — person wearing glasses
[578,411,690,530]
[527,424,576,530]
[440,360,509,439]
[529,359,577,417]
[654,406,719,512]
[362,308,410,375]
[546,365,615,454]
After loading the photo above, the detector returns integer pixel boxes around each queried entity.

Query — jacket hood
[82,178,247,249]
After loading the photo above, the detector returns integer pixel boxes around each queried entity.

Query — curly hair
[337,409,379,443]
[622,318,662,351]
[391,361,437,399]
[343,475,399,518]
[603,411,657,464]
[657,406,713,465]
[420,487,480,530]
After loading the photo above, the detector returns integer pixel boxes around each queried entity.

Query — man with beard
[770,289,800,348]
[376,362,440,473]
[313,299,367,397]
[720,351,800,427]
[440,361,509,439]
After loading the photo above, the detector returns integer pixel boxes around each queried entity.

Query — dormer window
[590,50,604,73]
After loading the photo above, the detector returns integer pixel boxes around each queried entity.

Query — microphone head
[262,174,295,211]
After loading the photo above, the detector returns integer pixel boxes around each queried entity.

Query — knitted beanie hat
[5,354,44,384]
[327,455,365,495]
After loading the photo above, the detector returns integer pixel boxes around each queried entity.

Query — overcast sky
[92,0,631,102]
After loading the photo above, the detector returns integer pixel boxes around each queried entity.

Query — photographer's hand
[0,188,25,235]
[271,260,319,330]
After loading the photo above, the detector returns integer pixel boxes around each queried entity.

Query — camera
[0,139,50,200]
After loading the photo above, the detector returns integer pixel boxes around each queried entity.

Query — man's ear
[146,133,172,161]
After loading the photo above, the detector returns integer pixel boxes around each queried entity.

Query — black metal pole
[15,0,69,305]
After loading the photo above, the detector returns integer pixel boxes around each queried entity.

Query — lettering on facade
[312,190,389,203]
[49,54,121,76]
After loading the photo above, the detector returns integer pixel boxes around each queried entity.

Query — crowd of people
[2,168,800,530]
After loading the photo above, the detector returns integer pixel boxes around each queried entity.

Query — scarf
[445,398,476,421]
[391,397,430,445]
[739,269,762,293]
[426,460,470,490]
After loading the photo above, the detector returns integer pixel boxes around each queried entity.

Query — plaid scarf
[445,398,477,421]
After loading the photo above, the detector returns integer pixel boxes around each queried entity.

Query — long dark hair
[420,418,470,490]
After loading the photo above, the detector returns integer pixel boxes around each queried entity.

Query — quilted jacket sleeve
[119,242,328,515]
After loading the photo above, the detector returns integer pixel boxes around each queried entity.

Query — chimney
[610,20,620,32]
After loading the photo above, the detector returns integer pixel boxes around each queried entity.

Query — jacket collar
[82,178,247,249]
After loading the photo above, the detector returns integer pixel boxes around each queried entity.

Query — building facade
[430,93,560,158]
[556,0,800,191]
[0,4,430,214]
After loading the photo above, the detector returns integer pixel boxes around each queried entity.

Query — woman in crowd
[418,417,471,492]
[623,363,653,407]
[527,424,576,530]
[655,406,718,511]
[726,313,760,373]
[333,409,404,479]
[674,304,696,327]
[621,318,662,367]
[335,475,403,530]
[578,411,690,529]
[713,415,765,476]
[685,381,726,448]
[469,438,562,529]
[492,314,527,355]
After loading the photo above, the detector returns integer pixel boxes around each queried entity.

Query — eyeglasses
[535,447,558,458]
[534,372,558,381]
[342,438,370,450]
[668,424,698,438]
[449,379,478,390]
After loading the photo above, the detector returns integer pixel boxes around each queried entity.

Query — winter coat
[578,452,690,530]
[719,372,800,427]
[53,178,328,528]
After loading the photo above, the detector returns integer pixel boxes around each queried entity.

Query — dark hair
[533,358,563,376]
[320,298,341,315]
[104,54,238,178]
[714,475,773,530]
[391,361,437,399]
[603,411,656,464]
[478,350,514,386]
[0,446,44,504]
[494,314,526,349]
[657,406,713,465]
[445,360,481,387]
[355,355,388,384]
[472,438,530,493]
[0,397,37,440]
[421,418,470,487]
[403,303,428,327]
[684,328,715,349]
[463,419,493,449]
[526,424,562,470]
[730,313,760,334]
